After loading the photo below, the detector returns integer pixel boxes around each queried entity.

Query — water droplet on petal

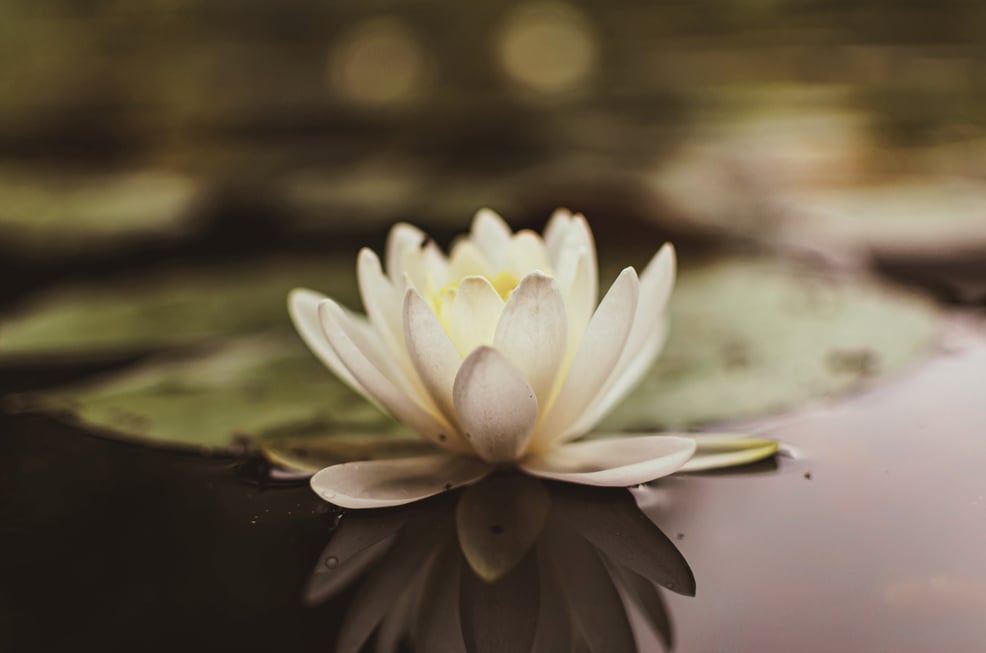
[325,556,339,569]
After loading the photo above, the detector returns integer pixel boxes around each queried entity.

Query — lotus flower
[289,209,775,508]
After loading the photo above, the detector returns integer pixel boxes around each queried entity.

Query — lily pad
[0,169,202,256]
[598,258,941,431]
[0,258,357,360]
[7,336,403,451]
[7,258,941,456]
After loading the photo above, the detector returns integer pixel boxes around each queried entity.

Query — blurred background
[1,0,985,293]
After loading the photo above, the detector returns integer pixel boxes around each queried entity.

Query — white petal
[386,222,426,281]
[448,276,505,357]
[569,244,676,434]
[536,267,639,447]
[288,288,369,399]
[448,240,492,280]
[520,435,696,486]
[453,346,539,463]
[310,453,492,509]
[399,239,449,295]
[403,289,467,446]
[678,434,779,472]
[358,248,408,359]
[318,299,455,447]
[543,207,573,265]
[470,208,513,269]
[503,230,552,278]
[559,249,594,361]
[493,272,568,407]
[549,214,597,308]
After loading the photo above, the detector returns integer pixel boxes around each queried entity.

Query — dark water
[3,322,986,652]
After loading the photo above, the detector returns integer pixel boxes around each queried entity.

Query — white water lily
[290,209,773,508]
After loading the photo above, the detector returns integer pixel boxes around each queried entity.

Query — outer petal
[386,222,426,282]
[493,272,568,407]
[288,288,369,399]
[548,214,597,312]
[357,248,404,357]
[568,244,676,434]
[470,208,513,269]
[403,288,468,447]
[543,207,573,265]
[448,276,505,357]
[453,347,539,463]
[520,435,696,486]
[310,453,492,509]
[318,299,455,447]
[535,267,639,447]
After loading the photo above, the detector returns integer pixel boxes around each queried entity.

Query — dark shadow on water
[306,474,695,653]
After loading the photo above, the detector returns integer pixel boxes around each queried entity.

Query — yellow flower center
[429,270,521,333]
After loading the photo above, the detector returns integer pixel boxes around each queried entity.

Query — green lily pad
[7,336,403,451]
[0,169,202,256]
[0,258,357,360]
[599,258,941,431]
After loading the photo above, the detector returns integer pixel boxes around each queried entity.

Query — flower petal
[470,208,513,269]
[385,222,426,282]
[567,245,676,436]
[357,248,404,357]
[403,288,468,445]
[318,299,455,447]
[536,267,639,447]
[453,346,539,463]
[448,276,505,357]
[287,288,368,399]
[448,239,492,280]
[543,207,573,265]
[520,435,696,486]
[548,214,597,311]
[493,272,568,407]
[310,453,492,509]
[503,230,553,279]
[678,434,779,472]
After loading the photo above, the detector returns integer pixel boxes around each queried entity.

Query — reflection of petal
[606,559,675,651]
[374,579,417,653]
[456,474,550,582]
[521,435,695,486]
[305,506,415,605]
[540,516,636,653]
[554,484,695,596]
[311,453,491,509]
[460,550,541,653]
[414,539,468,653]
[679,434,780,472]
[336,516,453,653]
[531,555,575,653]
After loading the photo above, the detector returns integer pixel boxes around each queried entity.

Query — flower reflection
[306,473,693,652]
